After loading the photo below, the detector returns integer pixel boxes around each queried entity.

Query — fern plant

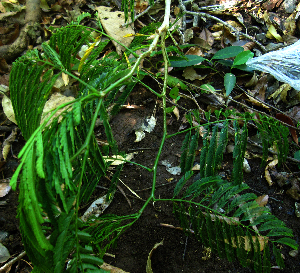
[8,5,297,273]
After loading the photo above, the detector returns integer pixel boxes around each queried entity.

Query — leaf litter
[1,0,300,272]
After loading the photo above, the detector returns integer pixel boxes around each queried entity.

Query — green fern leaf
[35,131,45,179]
[174,170,193,197]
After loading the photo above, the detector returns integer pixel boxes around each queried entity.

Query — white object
[246,40,300,91]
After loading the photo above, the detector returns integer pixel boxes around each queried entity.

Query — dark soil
[1,1,300,272]
[1,83,300,272]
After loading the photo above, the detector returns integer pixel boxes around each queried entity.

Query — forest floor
[0,0,300,272]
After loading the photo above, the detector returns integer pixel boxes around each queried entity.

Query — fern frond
[232,121,248,185]
[10,56,59,140]
[256,115,289,165]
[48,26,92,71]
[173,174,298,271]
[205,125,218,177]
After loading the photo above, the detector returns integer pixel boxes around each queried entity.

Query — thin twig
[121,0,158,27]
[0,251,26,272]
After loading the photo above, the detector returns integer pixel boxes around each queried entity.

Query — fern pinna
[173,111,297,272]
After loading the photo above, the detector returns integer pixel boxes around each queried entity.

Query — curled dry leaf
[2,128,17,160]
[245,72,258,88]
[242,41,256,51]
[268,83,291,103]
[146,240,164,273]
[265,159,278,186]
[172,106,180,120]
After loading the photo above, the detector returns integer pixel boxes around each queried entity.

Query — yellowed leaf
[268,83,291,101]
[62,72,69,86]
[103,153,136,165]
[225,236,268,252]
[266,24,283,42]
[173,106,180,120]
[265,159,278,186]
[100,263,129,273]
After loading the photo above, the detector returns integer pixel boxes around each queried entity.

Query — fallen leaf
[134,116,156,142]
[250,74,268,102]
[276,113,298,144]
[0,243,10,263]
[268,83,291,103]
[182,67,205,81]
[255,195,269,207]
[2,128,17,160]
[146,240,164,273]
[81,194,113,221]
[173,106,180,120]
[103,153,136,166]
[96,6,135,56]
[0,179,11,197]
[199,28,214,46]
[2,95,17,124]
[265,159,278,186]
[42,92,75,125]
[234,93,270,109]
[245,72,258,88]
[101,262,129,273]
[61,72,69,86]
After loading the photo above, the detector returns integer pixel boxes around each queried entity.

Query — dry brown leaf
[234,93,270,110]
[250,75,268,102]
[255,195,269,207]
[265,159,278,186]
[245,72,258,88]
[2,95,17,124]
[182,67,206,81]
[96,6,134,56]
[102,153,136,166]
[42,92,75,125]
[242,41,256,51]
[268,83,291,103]
[185,46,203,56]
[199,28,214,46]
[202,212,239,225]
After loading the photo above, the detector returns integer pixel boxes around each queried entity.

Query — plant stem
[70,99,103,161]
